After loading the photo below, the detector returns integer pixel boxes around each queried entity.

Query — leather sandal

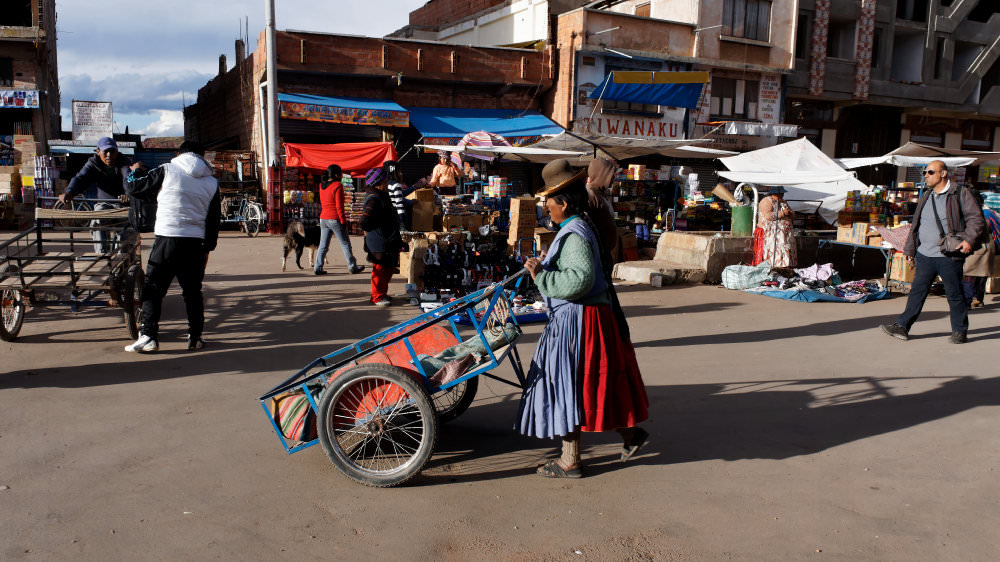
[621,427,649,463]
[537,460,582,479]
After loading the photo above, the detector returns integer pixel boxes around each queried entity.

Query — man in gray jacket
[880,160,985,344]
[124,141,221,352]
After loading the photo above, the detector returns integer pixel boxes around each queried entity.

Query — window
[722,0,771,42]
[710,77,759,120]
[0,59,12,88]
[0,2,32,26]
[896,0,929,23]
[826,20,856,59]
[871,28,883,68]
[795,14,810,59]
[602,99,661,116]
[634,2,650,18]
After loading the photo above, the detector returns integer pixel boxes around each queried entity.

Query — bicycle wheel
[317,364,437,487]
[121,264,144,340]
[52,200,93,228]
[245,203,262,237]
[1,288,25,342]
[432,376,478,423]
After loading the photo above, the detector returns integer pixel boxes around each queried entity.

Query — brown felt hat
[538,158,587,197]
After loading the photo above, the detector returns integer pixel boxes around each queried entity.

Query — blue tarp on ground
[406,107,563,140]
[748,288,890,303]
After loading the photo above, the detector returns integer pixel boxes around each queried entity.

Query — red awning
[284,142,398,176]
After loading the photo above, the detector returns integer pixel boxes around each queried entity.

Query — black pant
[140,236,207,340]
[897,252,968,334]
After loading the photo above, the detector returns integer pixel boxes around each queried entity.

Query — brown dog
[281,221,326,271]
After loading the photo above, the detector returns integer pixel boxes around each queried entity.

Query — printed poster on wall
[279,100,408,128]
[72,100,114,143]
[758,74,781,124]
[0,90,40,109]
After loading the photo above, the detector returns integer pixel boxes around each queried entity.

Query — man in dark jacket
[880,160,985,344]
[59,137,146,251]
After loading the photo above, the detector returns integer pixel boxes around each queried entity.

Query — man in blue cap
[59,137,145,252]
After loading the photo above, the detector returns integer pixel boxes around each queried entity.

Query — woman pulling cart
[519,159,650,478]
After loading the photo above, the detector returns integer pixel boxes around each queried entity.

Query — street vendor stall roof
[589,71,709,109]
[278,93,409,127]
[284,141,398,175]
[836,141,1000,169]
[528,131,736,161]
[719,138,868,224]
[405,107,564,141]
[414,143,587,163]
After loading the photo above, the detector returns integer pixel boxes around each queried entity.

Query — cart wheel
[245,204,262,237]
[121,265,144,340]
[317,364,437,487]
[1,288,25,342]
[433,377,478,423]
[52,200,93,228]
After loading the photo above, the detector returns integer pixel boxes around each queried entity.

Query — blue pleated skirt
[515,301,583,439]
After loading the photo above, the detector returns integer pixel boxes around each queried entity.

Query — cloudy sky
[57,1,423,137]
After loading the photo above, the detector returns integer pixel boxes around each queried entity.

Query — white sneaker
[125,334,159,353]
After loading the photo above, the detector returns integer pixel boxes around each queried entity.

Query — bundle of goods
[484,176,510,198]
[723,262,889,303]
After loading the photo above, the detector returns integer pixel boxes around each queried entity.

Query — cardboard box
[411,200,436,232]
[867,235,883,247]
[837,225,853,243]
[442,215,465,230]
[850,222,870,245]
[533,228,556,255]
[399,238,428,289]
[406,188,436,202]
[890,251,915,283]
[464,214,484,231]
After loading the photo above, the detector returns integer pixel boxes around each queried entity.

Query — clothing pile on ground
[722,261,889,303]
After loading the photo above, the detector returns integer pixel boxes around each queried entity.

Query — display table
[817,239,893,283]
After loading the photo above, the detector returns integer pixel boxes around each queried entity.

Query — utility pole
[265,0,279,167]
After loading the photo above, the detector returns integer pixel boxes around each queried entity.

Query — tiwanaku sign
[280,100,408,128]
[72,100,114,143]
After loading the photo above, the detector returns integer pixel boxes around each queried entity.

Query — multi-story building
[397,0,800,154]
[0,0,60,144]
[786,1,1000,186]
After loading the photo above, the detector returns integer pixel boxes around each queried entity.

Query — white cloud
[139,110,185,137]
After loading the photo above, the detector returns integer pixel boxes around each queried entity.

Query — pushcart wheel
[317,363,438,487]
[52,200,93,228]
[432,377,478,423]
[121,265,144,340]
[1,288,25,342]
[245,204,262,237]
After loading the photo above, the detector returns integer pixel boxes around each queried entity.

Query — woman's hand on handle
[524,257,543,279]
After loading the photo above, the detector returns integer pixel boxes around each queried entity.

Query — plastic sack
[721,261,772,290]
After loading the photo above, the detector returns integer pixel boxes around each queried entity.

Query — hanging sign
[280,101,408,128]
[0,90,39,109]
[72,100,114,143]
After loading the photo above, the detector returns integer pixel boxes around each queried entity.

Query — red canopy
[284,141,398,176]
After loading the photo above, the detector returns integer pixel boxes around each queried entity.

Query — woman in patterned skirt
[517,159,650,478]
[753,186,796,267]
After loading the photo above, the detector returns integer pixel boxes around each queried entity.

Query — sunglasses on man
[923,169,939,175]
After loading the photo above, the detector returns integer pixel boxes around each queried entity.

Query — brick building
[0,0,60,146]
[186,29,556,181]
[786,1,1000,187]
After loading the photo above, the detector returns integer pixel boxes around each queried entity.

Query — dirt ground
[2,231,998,561]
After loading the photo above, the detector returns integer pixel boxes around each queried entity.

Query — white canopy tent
[837,141,1000,169]
[719,138,868,224]
[526,131,737,161]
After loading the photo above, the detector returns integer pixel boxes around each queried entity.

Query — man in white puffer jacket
[124,141,221,352]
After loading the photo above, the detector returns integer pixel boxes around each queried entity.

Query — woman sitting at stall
[753,186,797,268]
[518,159,650,479]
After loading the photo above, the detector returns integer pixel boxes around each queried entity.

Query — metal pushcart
[259,271,531,487]
[0,198,143,342]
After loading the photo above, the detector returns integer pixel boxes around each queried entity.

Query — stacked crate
[507,197,538,247]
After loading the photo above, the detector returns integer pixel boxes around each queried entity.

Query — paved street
[2,232,999,560]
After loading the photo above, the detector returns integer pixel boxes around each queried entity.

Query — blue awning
[405,107,563,142]
[278,93,409,127]
[590,71,709,109]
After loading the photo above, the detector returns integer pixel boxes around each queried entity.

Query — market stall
[279,141,397,231]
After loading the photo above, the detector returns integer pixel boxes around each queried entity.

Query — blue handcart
[259,270,532,487]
